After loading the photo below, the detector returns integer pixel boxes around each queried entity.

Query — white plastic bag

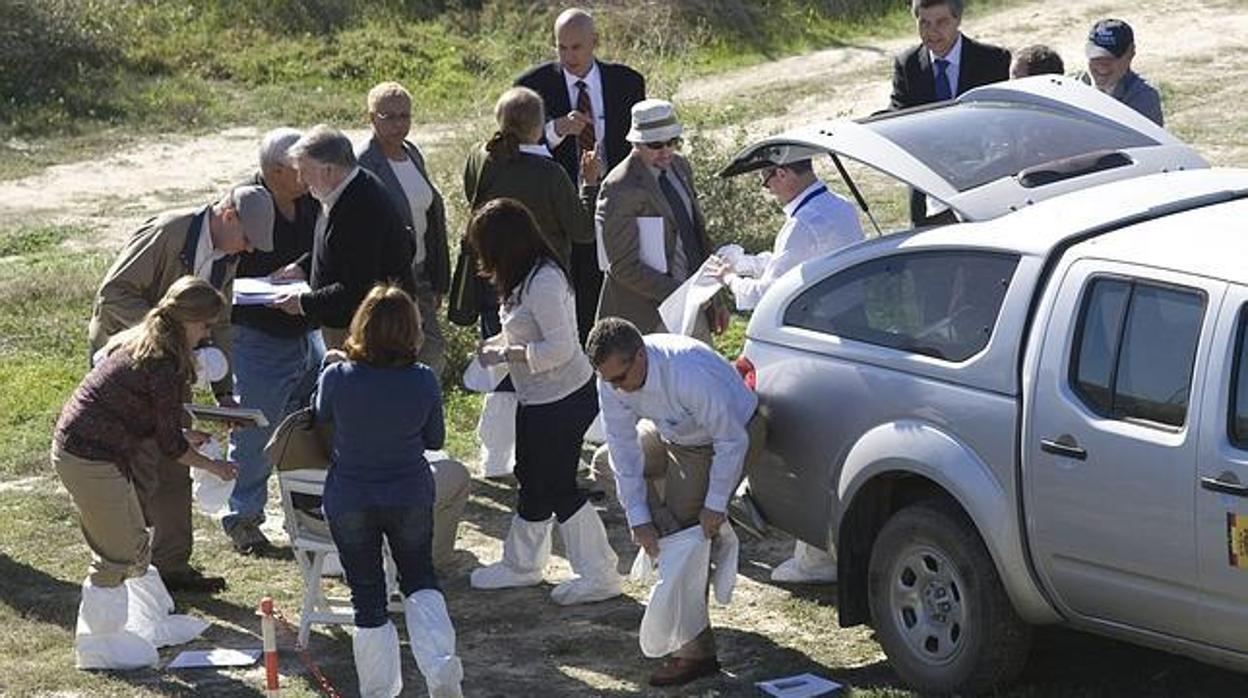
[477,391,516,478]
[405,590,465,698]
[462,356,508,393]
[125,566,210,647]
[635,522,739,658]
[75,579,159,670]
[191,439,234,517]
[352,621,403,698]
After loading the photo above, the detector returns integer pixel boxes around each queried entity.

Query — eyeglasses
[760,167,780,188]
[373,110,411,121]
[643,137,683,151]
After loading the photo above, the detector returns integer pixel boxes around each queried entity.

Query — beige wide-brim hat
[625,99,684,144]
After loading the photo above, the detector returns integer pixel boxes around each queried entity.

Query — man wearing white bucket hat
[595,98,726,341]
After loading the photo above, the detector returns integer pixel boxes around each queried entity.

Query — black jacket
[890,35,1011,110]
[515,59,646,181]
[299,169,416,329]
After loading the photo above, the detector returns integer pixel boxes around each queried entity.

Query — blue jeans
[328,505,439,628]
[224,325,319,530]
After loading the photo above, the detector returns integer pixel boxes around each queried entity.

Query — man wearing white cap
[1077,18,1163,127]
[595,98,726,340]
[89,183,275,592]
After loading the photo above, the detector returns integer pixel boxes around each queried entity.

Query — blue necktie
[658,170,704,270]
[934,58,953,101]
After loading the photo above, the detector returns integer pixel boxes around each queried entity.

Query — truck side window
[783,251,1018,362]
[1228,308,1248,447]
[1071,278,1205,428]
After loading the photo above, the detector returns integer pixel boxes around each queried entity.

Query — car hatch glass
[866,102,1159,192]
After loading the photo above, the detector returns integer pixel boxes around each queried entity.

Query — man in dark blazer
[890,0,1010,226]
[515,7,646,342]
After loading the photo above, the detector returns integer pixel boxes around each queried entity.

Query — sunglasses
[643,137,683,151]
[760,167,780,188]
[373,110,411,121]
[599,352,637,386]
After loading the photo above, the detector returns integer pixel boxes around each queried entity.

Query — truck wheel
[867,499,1031,695]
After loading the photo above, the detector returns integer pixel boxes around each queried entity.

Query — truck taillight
[734,355,756,391]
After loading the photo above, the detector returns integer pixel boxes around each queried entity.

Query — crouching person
[314,284,462,698]
[53,277,239,669]
[587,318,765,687]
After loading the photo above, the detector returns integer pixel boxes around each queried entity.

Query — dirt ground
[5,0,1248,695]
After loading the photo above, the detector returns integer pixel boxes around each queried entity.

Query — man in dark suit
[515,7,646,341]
[890,0,1010,226]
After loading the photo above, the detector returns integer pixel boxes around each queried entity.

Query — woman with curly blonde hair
[53,275,239,670]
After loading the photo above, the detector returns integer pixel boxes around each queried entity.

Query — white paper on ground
[658,259,722,335]
[637,216,667,274]
[755,672,843,697]
[233,277,311,306]
[167,648,262,669]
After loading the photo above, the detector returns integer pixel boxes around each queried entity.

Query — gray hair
[554,7,594,37]
[258,127,302,171]
[585,317,644,367]
[289,124,356,169]
[912,0,963,17]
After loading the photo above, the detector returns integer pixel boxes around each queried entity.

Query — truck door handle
[1040,436,1087,460]
[1200,476,1248,497]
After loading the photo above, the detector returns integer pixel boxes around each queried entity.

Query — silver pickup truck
[728,81,1248,694]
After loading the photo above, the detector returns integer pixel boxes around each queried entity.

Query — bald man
[516,7,646,341]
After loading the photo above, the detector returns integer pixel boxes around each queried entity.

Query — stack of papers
[756,673,843,697]
[233,277,311,306]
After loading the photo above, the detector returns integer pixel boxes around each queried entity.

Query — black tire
[867,498,1032,695]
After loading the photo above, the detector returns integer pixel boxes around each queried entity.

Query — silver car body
[742,168,1248,669]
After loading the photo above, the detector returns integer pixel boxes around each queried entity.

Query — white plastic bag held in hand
[191,438,234,517]
[636,522,740,658]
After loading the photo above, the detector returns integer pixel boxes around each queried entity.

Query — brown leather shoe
[648,656,721,687]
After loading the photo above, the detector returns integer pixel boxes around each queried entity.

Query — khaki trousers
[430,459,470,570]
[633,411,767,659]
[129,438,194,574]
[52,445,151,587]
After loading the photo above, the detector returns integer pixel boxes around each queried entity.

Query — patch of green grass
[0,224,85,258]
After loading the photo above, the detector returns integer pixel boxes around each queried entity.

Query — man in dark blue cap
[1078,18,1164,126]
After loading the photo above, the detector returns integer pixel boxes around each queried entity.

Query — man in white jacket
[708,154,863,583]
[587,317,763,687]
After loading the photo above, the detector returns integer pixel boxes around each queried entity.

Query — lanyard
[791,185,828,217]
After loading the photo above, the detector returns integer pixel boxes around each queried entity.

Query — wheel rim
[886,544,967,666]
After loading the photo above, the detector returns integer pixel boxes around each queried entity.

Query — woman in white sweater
[466,198,621,605]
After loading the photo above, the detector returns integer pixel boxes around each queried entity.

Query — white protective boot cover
[125,566,210,647]
[75,579,159,670]
[771,540,838,583]
[550,503,622,605]
[405,590,464,698]
[636,526,714,658]
[352,621,403,698]
[477,391,517,477]
[470,515,552,589]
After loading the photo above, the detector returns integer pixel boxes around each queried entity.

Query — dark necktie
[657,170,704,270]
[934,58,953,101]
[575,80,596,152]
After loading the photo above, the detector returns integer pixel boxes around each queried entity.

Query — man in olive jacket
[87,184,275,591]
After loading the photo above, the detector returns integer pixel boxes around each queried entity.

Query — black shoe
[226,520,273,556]
[161,568,227,593]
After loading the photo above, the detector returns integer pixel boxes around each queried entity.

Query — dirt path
[2,0,1244,249]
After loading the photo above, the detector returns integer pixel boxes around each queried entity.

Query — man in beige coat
[88,185,274,592]
[594,99,726,340]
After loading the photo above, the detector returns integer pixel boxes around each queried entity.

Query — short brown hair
[344,284,423,367]
[586,317,644,368]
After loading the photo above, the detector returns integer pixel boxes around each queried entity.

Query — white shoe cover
[470,515,551,589]
[770,541,838,583]
[477,391,517,477]
[124,567,210,647]
[352,621,402,698]
[405,590,464,698]
[551,503,622,605]
[75,579,158,670]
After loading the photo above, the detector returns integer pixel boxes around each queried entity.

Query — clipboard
[184,403,269,428]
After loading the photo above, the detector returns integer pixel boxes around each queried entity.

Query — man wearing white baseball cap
[595,98,726,341]
[1077,18,1164,126]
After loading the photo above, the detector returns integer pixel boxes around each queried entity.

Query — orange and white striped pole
[259,597,280,697]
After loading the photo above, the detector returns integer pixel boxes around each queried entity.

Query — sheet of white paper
[233,277,311,306]
[755,673,843,697]
[595,219,610,272]
[167,648,262,669]
[658,260,722,335]
[637,216,667,274]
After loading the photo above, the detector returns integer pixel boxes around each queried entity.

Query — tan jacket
[88,208,237,395]
[595,150,714,334]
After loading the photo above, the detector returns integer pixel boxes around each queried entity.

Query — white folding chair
[277,468,402,648]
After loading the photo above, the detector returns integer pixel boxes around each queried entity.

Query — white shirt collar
[519,143,552,158]
[782,179,826,218]
[193,211,227,280]
[562,60,600,92]
[929,33,963,67]
[316,166,360,212]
